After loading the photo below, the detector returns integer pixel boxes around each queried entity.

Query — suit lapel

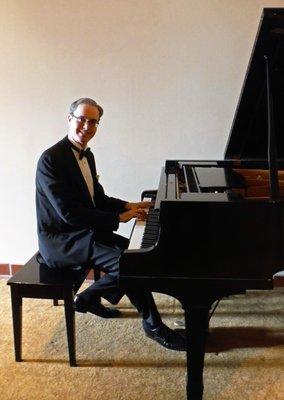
[86,151,98,183]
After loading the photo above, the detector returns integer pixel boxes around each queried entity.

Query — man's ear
[68,114,72,123]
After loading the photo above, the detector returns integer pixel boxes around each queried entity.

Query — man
[36,97,185,351]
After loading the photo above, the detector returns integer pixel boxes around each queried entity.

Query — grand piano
[119,8,284,400]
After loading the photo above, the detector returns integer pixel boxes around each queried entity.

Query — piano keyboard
[128,209,160,249]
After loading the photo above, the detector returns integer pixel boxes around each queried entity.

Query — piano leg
[183,304,211,400]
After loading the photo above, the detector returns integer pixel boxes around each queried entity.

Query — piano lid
[225,8,284,160]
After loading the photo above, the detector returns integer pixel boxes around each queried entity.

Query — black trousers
[78,242,162,327]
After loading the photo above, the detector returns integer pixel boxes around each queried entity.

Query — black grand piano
[119,8,284,400]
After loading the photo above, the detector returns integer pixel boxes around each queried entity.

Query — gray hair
[69,98,103,118]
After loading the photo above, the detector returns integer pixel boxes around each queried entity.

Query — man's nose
[82,120,90,129]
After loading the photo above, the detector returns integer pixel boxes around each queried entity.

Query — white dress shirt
[68,138,95,205]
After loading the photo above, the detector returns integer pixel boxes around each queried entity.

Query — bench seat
[7,253,96,366]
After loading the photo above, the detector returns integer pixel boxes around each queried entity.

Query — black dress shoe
[74,296,121,318]
[142,321,186,351]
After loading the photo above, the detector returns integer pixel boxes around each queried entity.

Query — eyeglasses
[71,113,99,127]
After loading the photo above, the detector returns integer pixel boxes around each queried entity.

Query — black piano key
[140,209,160,248]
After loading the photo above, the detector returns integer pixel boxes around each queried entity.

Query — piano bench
[7,253,101,367]
[274,271,284,287]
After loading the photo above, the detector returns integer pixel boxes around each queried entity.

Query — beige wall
[1,0,283,264]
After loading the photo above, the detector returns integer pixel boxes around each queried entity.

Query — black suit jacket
[36,136,127,268]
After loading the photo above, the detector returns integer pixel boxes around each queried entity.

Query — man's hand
[119,208,148,223]
[125,201,154,210]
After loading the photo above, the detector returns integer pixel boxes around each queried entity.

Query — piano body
[119,8,284,400]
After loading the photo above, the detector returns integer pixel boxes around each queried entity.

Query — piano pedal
[174,300,220,329]
[173,319,185,327]
[171,302,219,329]
[208,299,220,321]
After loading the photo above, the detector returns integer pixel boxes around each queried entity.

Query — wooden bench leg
[64,290,76,366]
[10,286,23,362]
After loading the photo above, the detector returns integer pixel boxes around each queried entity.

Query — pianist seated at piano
[35,97,186,351]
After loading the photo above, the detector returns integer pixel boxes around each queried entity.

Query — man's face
[68,103,100,147]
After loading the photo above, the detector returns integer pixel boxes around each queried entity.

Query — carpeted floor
[0,279,283,400]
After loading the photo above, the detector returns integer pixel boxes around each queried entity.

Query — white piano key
[128,219,146,249]
[127,198,153,250]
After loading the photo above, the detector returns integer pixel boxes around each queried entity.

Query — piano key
[128,220,146,249]
[128,209,160,249]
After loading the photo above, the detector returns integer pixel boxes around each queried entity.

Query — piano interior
[233,168,284,198]
[178,163,284,200]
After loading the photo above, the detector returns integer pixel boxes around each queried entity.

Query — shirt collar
[67,136,87,150]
